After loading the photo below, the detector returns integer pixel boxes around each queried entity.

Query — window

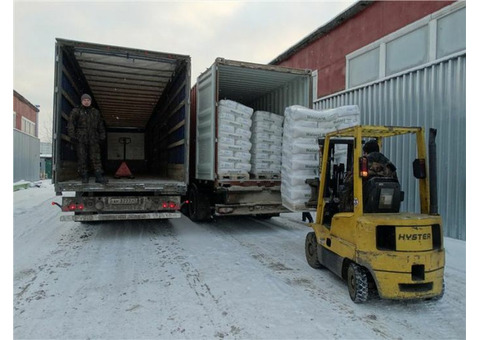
[13,111,16,129]
[348,47,380,88]
[437,7,466,59]
[21,117,36,136]
[346,2,465,89]
[386,25,428,76]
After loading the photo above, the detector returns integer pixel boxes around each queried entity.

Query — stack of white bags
[217,99,254,179]
[281,105,360,211]
[250,111,284,178]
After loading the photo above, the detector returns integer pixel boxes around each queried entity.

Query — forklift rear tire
[305,232,323,269]
[347,262,369,303]
[188,184,211,222]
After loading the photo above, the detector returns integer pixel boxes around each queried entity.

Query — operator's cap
[363,139,379,154]
[81,93,92,101]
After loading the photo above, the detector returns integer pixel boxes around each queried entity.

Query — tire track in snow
[192,216,460,339]
[150,218,249,339]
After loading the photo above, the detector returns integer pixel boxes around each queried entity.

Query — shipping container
[187,58,312,221]
[52,39,190,221]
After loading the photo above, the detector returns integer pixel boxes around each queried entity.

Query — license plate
[109,198,140,205]
[396,226,433,251]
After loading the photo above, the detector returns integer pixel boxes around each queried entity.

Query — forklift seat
[363,177,403,213]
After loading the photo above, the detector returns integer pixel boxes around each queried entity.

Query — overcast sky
[12,0,356,141]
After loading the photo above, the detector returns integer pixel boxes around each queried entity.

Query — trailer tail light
[161,202,178,210]
[67,202,84,211]
[360,156,369,177]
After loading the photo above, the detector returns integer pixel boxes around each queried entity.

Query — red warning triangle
[114,161,133,178]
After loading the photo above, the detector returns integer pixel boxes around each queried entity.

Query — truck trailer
[187,58,313,221]
[52,39,190,222]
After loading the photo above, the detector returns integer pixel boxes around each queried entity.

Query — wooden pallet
[250,173,281,180]
[218,173,250,181]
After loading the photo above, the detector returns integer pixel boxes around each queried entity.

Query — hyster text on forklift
[305,125,445,303]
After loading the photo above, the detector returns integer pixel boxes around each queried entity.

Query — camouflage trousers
[338,174,354,212]
[338,186,354,212]
[76,142,103,174]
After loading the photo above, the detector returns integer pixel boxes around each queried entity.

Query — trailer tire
[180,202,190,217]
[188,184,211,222]
[305,232,323,269]
[347,262,369,303]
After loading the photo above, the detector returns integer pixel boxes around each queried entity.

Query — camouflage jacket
[67,105,106,144]
[366,152,397,178]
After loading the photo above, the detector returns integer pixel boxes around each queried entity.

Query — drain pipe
[428,128,438,215]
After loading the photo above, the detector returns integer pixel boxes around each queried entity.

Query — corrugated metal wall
[314,53,466,240]
[14,129,40,183]
[252,77,312,115]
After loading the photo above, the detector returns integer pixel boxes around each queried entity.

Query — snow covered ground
[12,181,466,339]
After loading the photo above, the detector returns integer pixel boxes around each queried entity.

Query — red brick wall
[13,91,38,135]
[276,1,455,98]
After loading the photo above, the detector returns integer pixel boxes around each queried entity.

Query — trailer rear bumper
[214,203,288,216]
[61,212,181,222]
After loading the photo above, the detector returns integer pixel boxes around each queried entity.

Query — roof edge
[269,0,374,65]
[13,90,39,112]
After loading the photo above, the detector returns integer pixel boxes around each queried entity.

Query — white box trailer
[187,58,312,221]
[52,39,190,222]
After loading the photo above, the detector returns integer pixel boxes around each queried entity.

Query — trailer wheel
[180,202,190,217]
[347,262,369,303]
[305,232,323,269]
[188,184,211,222]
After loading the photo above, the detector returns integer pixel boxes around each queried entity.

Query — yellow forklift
[305,125,445,303]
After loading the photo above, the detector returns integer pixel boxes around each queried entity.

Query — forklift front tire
[347,262,369,303]
[305,232,323,269]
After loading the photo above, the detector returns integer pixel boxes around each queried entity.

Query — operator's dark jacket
[366,152,397,178]
[67,105,106,173]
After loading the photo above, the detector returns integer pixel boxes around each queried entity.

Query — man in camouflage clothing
[68,93,108,184]
[363,139,397,179]
[338,139,397,212]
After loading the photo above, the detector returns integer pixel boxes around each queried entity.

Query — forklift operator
[338,139,397,212]
[362,140,397,179]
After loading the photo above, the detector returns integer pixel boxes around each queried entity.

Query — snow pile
[249,111,284,178]
[281,105,360,211]
[13,180,42,191]
[217,99,254,179]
